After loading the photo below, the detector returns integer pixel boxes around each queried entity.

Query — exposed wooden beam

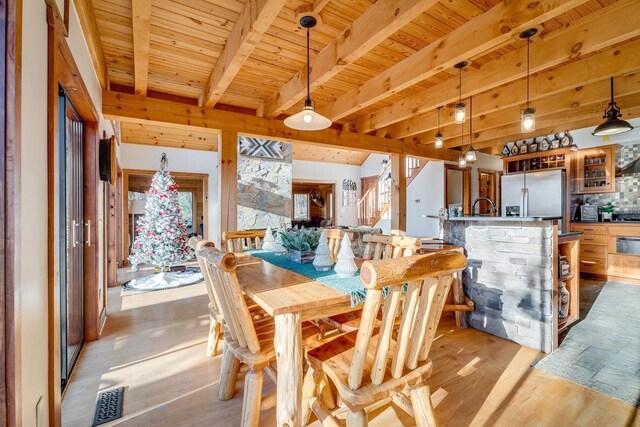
[203,0,287,108]
[218,130,238,247]
[319,0,589,122]
[458,93,640,152]
[72,0,108,89]
[263,0,440,118]
[417,73,640,148]
[350,0,640,134]
[102,90,460,161]
[390,153,407,234]
[132,0,151,95]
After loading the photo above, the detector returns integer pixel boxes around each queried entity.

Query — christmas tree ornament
[313,231,334,271]
[262,226,275,251]
[334,233,357,278]
[124,153,202,291]
[272,229,286,255]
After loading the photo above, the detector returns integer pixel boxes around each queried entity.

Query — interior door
[59,88,85,390]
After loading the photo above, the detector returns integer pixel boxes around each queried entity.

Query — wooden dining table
[234,254,356,427]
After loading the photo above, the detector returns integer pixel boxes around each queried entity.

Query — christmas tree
[129,153,192,270]
[262,226,275,251]
[273,229,286,255]
[313,231,334,271]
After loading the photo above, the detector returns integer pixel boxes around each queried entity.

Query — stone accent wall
[443,220,554,352]
[237,142,292,230]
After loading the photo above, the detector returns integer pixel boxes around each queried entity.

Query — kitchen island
[427,215,580,352]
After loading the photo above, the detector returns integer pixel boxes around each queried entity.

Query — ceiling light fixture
[458,122,467,167]
[520,28,537,133]
[465,96,477,162]
[592,77,634,136]
[284,16,332,131]
[454,61,468,124]
[435,106,444,148]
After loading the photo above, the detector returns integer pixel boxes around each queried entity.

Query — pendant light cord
[306,26,311,103]
[437,106,441,131]
[610,77,614,105]
[526,36,530,108]
[469,96,473,150]
[459,67,462,102]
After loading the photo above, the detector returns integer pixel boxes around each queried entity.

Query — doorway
[444,164,471,214]
[59,89,85,391]
[291,180,336,228]
[478,169,501,214]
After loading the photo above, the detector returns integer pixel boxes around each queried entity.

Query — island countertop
[424,215,562,222]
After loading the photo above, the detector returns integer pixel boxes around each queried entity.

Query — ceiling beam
[454,92,640,151]
[416,73,640,148]
[318,0,589,122]
[263,0,441,118]
[102,90,460,161]
[132,0,152,96]
[72,0,108,89]
[350,0,640,134]
[202,0,287,108]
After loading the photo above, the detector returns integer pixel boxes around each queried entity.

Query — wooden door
[478,170,497,214]
[59,90,85,390]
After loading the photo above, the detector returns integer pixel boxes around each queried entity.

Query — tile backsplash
[573,143,640,213]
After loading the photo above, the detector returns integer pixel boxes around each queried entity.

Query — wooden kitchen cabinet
[574,145,616,194]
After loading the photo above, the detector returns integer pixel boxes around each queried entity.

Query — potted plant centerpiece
[279,228,321,263]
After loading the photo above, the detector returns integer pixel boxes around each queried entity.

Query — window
[293,193,309,220]
[178,192,194,230]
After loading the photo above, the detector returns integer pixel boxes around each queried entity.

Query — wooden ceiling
[82,0,640,162]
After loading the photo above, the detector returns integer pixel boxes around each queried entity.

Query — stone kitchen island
[427,216,580,353]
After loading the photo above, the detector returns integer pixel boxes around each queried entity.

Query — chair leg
[319,373,336,409]
[218,342,240,401]
[301,368,322,425]
[241,368,263,427]
[409,384,438,427]
[346,409,368,427]
[207,317,222,357]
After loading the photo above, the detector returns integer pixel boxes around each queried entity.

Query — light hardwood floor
[61,279,639,426]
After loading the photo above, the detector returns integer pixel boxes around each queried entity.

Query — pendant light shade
[592,77,634,136]
[454,61,468,124]
[284,16,332,131]
[464,95,476,163]
[520,29,537,133]
[435,106,444,148]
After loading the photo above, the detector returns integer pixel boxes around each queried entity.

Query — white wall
[360,153,389,178]
[407,161,445,238]
[292,159,361,226]
[119,144,219,243]
[20,1,111,425]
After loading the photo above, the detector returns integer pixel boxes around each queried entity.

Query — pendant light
[458,123,467,167]
[454,61,468,124]
[592,77,634,136]
[465,96,477,162]
[520,28,537,133]
[435,106,444,148]
[284,16,332,131]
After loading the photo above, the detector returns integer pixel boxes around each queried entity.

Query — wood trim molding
[1,0,22,425]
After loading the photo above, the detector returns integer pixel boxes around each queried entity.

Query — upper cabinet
[574,145,616,194]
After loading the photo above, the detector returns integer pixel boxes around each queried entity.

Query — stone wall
[237,142,292,230]
[443,219,555,352]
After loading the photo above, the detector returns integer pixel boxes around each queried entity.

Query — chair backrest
[189,237,219,317]
[222,229,267,253]
[348,252,466,389]
[323,228,343,262]
[200,247,262,353]
[362,234,421,261]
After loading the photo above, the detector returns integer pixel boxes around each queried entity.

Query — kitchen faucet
[472,197,498,216]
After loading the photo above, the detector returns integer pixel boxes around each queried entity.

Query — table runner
[248,250,368,306]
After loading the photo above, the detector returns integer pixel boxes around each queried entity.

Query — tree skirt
[122,271,203,292]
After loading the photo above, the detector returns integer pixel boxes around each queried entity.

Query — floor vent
[92,387,124,426]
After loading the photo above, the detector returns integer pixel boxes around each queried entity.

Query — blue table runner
[247,250,368,306]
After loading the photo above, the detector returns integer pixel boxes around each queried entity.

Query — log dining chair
[321,234,422,335]
[200,246,327,426]
[323,228,344,262]
[223,229,267,252]
[305,251,467,426]
[189,237,270,358]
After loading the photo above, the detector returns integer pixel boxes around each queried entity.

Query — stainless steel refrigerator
[501,170,566,230]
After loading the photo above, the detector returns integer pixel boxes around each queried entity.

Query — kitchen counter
[426,215,562,222]
[571,220,640,224]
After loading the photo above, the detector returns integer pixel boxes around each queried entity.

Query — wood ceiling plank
[132,0,152,95]
[263,0,441,118]
[352,0,640,133]
[103,90,460,161]
[320,0,590,123]
[203,0,289,108]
